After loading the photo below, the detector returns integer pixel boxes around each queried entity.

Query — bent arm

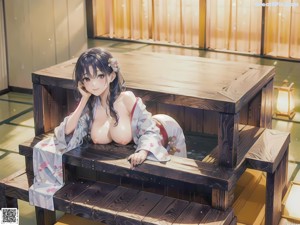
[130,96,170,162]
[65,97,89,135]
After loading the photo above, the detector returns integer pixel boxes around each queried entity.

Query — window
[90,0,300,59]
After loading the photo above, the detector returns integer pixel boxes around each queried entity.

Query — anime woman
[29,48,186,210]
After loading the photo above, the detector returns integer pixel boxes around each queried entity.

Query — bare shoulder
[120,91,137,113]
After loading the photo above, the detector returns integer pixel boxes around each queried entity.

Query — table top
[32,49,275,113]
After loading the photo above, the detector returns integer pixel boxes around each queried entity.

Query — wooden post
[33,83,44,136]
[35,207,56,225]
[211,188,234,210]
[218,113,239,168]
[265,149,289,225]
[260,79,274,129]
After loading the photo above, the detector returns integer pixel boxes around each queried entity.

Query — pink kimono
[29,97,186,210]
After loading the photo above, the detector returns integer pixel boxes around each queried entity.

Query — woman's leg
[152,114,187,158]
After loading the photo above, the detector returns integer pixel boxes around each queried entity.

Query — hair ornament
[108,58,119,73]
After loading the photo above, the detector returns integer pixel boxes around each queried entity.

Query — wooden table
[32,50,275,169]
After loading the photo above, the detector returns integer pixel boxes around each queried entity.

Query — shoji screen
[264,0,300,58]
[94,0,204,48]
[206,0,262,54]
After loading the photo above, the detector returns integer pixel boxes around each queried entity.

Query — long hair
[74,48,125,126]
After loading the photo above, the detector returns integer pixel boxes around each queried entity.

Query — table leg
[265,149,288,225]
[218,113,239,168]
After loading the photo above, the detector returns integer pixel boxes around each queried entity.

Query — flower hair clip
[108,58,119,73]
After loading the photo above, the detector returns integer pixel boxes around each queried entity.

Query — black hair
[74,48,125,126]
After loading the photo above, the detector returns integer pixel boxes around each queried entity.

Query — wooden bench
[204,128,290,225]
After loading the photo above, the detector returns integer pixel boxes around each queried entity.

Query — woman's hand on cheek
[127,150,149,169]
[78,82,91,100]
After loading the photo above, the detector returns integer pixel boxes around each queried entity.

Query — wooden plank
[69,150,234,191]
[218,113,239,168]
[32,50,275,114]
[184,107,204,133]
[115,191,163,224]
[92,186,139,224]
[54,179,94,213]
[0,171,234,225]
[19,133,241,191]
[1,170,31,202]
[211,188,234,211]
[236,125,265,165]
[265,80,274,128]
[71,182,118,219]
[260,79,273,129]
[42,86,67,133]
[201,207,235,225]
[247,91,262,127]
[35,206,56,225]
[246,129,290,173]
[203,110,219,135]
[0,178,18,208]
[142,196,189,225]
[265,150,289,225]
[24,156,33,176]
[173,202,211,224]
[128,88,234,113]
[239,103,249,125]
[33,83,44,136]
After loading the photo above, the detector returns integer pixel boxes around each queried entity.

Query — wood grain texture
[63,148,235,191]
[201,207,235,225]
[246,129,290,173]
[91,186,139,224]
[32,50,275,114]
[0,169,31,202]
[142,196,189,225]
[173,202,211,224]
[71,182,118,219]
[115,191,163,224]
[23,50,286,225]
[0,170,235,225]
[265,150,289,225]
[54,179,94,213]
[218,113,239,167]
[35,206,56,225]
[18,128,267,193]
[260,79,273,129]
[33,83,44,135]
[211,188,235,211]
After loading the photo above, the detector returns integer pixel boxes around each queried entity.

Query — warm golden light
[282,183,300,221]
[274,80,295,119]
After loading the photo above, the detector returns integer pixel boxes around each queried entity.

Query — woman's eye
[82,77,90,82]
[97,74,105,79]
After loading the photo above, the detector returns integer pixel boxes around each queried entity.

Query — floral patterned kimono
[29,97,186,210]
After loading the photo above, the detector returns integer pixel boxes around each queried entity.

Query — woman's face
[82,67,109,96]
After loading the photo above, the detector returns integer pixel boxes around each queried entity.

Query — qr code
[0,208,19,225]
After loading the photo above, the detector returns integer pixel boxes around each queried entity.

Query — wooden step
[1,169,235,225]
[18,133,242,193]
